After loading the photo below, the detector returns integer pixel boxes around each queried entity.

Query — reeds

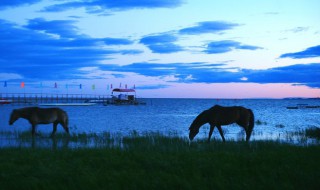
[305,127,320,140]
[0,133,319,190]
[0,127,319,149]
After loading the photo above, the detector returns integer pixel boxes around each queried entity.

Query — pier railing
[0,93,110,105]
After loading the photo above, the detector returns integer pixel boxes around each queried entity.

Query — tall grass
[0,135,319,190]
[305,127,320,140]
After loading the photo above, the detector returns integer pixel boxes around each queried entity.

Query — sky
[0,0,319,98]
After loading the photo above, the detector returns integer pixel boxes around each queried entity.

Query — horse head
[189,110,210,141]
[9,109,19,125]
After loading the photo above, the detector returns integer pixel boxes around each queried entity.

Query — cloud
[179,21,239,35]
[139,34,184,53]
[286,27,309,33]
[280,45,320,59]
[136,84,171,90]
[25,18,81,38]
[42,0,184,14]
[0,19,141,81]
[243,63,320,88]
[0,0,41,10]
[103,38,134,45]
[138,21,244,54]
[204,40,262,54]
[100,62,238,83]
[97,61,320,88]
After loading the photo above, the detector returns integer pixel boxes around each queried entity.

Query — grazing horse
[189,105,254,142]
[9,107,69,137]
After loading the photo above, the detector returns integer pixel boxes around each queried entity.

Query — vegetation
[0,133,319,190]
[305,127,320,140]
[255,119,267,125]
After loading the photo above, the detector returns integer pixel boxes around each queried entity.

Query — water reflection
[0,129,318,149]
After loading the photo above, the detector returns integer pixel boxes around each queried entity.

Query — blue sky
[0,0,319,98]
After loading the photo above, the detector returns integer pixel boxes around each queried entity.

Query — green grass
[0,134,319,190]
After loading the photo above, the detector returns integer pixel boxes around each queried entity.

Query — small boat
[305,105,320,108]
[39,103,96,106]
[0,98,12,105]
[286,104,320,109]
[85,99,107,103]
[104,88,146,105]
[286,106,298,109]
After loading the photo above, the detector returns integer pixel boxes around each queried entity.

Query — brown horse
[189,105,254,142]
[9,107,69,137]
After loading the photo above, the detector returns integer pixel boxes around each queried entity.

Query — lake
[1,98,320,147]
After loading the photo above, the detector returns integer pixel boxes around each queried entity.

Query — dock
[0,93,109,106]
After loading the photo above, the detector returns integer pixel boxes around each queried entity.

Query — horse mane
[209,105,223,111]
[17,107,39,112]
[190,109,210,130]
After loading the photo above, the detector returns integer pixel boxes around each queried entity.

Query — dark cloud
[204,40,262,54]
[139,34,184,54]
[42,0,184,14]
[0,0,41,10]
[103,38,134,45]
[280,45,320,59]
[25,18,81,38]
[179,21,239,35]
[98,62,320,88]
[244,63,320,88]
[100,62,241,83]
[0,19,141,81]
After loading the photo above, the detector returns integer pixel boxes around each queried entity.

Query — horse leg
[61,122,69,135]
[245,128,251,142]
[31,125,36,137]
[238,122,251,142]
[217,125,225,142]
[208,125,215,142]
[50,123,58,138]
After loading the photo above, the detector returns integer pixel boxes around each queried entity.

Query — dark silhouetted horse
[189,105,254,142]
[9,107,69,137]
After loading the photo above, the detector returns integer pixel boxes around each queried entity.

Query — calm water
[1,99,320,146]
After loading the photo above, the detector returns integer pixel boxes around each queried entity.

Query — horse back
[208,105,241,125]
[208,105,251,125]
[33,107,67,124]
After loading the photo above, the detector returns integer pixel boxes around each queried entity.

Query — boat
[0,98,12,105]
[85,99,108,103]
[104,88,146,105]
[286,104,320,109]
[39,103,96,106]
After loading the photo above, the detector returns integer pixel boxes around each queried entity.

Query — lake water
[1,98,320,147]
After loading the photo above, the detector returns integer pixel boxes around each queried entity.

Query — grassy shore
[0,133,319,190]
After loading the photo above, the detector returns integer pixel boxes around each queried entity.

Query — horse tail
[246,109,255,141]
[65,111,69,127]
[58,108,69,134]
[63,110,69,127]
[249,109,254,129]
[64,110,70,134]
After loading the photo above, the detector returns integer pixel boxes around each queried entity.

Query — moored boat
[0,98,12,105]
[104,88,146,105]
[286,104,320,109]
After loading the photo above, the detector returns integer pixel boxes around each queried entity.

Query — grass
[305,127,320,140]
[0,132,319,190]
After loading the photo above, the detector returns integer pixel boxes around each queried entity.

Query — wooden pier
[0,93,109,105]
